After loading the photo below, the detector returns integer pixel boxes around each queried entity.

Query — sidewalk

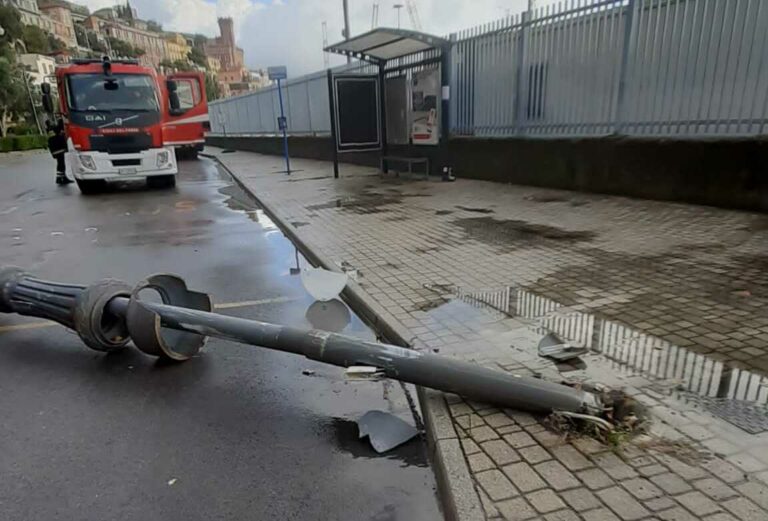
[207,148,768,521]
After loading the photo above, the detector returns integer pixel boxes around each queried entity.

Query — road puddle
[424,284,768,435]
[328,418,428,467]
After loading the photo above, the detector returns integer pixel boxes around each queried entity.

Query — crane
[321,21,330,68]
[404,0,422,31]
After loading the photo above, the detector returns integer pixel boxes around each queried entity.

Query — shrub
[0,134,47,152]
[7,124,38,135]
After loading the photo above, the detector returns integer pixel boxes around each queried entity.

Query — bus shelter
[325,28,450,178]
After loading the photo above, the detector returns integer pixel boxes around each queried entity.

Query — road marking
[0,321,55,333]
[214,296,300,309]
[174,201,197,212]
[0,296,302,334]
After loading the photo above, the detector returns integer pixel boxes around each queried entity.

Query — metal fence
[451,0,768,137]
[210,0,768,139]
[208,60,376,135]
[209,69,331,135]
[208,55,428,137]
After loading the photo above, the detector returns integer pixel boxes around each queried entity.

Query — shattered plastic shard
[538,332,588,361]
[357,410,418,453]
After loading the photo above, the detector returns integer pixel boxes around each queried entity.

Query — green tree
[107,36,144,58]
[0,58,29,137]
[22,24,50,53]
[160,59,194,72]
[204,74,220,102]
[74,24,88,48]
[188,46,206,68]
[48,34,66,52]
[146,20,162,33]
[0,5,23,46]
[87,32,107,53]
[193,34,207,48]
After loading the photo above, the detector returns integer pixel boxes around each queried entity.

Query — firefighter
[46,119,72,185]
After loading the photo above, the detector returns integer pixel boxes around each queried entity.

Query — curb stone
[203,152,485,521]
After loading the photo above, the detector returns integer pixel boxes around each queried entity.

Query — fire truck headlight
[79,154,96,170]
[156,150,170,167]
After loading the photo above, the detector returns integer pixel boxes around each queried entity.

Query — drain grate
[680,393,768,435]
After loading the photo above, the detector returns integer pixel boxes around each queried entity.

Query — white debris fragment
[345,366,384,380]
[357,410,418,453]
[301,267,347,302]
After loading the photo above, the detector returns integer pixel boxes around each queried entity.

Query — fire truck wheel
[147,175,176,189]
[76,179,106,195]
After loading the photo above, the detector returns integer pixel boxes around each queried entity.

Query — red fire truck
[41,57,208,194]
[160,70,209,159]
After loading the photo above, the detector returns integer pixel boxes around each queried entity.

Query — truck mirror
[41,92,54,114]
[104,78,119,91]
[167,81,182,113]
[41,83,51,95]
[169,92,182,114]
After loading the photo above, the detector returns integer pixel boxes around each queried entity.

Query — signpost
[268,66,290,174]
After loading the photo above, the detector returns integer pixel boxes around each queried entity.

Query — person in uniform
[46,119,72,185]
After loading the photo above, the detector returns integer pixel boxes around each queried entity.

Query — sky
[77,0,553,76]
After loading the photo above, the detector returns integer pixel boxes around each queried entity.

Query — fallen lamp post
[0,267,601,414]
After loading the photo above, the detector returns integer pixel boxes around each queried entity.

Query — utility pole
[393,4,403,29]
[22,69,43,134]
[342,0,351,63]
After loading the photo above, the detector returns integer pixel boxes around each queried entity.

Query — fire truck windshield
[67,73,159,112]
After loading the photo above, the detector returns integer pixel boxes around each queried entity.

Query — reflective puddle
[425,284,768,435]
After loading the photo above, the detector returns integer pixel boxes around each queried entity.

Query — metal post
[440,41,452,176]
[327,68,339,178]
[276,77,290,174]
[378,62,388,174]
[514,10,531,134]
[343,0,351,64]
[22,70,43,135]
[615,0,638,134]
[0,267,602,415]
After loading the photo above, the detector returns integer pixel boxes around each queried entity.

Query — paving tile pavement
[211,150,768,520]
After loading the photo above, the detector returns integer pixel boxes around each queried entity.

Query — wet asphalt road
[0,152,440,521]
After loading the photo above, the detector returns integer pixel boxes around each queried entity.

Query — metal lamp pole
[0,267,603,415]
[393,4,403,29]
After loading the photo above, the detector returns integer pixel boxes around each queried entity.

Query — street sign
[267,66,287,80]
[269,66,290,174]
